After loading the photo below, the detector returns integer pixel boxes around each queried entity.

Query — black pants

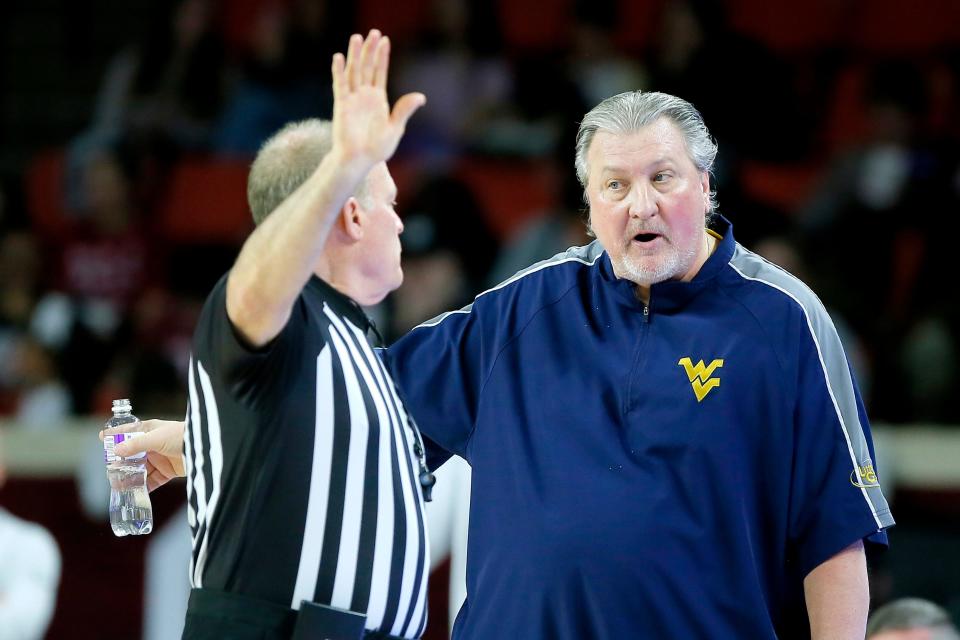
[182,588,411,640]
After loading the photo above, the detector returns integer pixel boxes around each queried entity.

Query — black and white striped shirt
[184,274,429,638]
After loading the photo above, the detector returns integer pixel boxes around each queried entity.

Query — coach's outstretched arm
[226,29,424,347]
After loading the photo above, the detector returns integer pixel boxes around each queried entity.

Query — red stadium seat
[218,0,276,55]
[356,0,433,44]
[158,157,254,245]
[848,0,960,54]
[612,0,664,54]
[25,149,72,240]
[453,158,556,241]
[738,161,821,215]
[822,63,871,153]
[498,0,574,53]
[388,156,427,209]
[726,0,845,54]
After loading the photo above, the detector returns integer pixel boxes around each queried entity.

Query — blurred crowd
[1,0,959,426]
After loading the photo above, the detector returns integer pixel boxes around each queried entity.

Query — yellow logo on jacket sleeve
[678,357,724,402]
[850,463,880,488]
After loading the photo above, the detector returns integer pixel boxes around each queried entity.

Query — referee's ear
[340,196,365,242]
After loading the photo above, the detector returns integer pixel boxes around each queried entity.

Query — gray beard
[613,241,699,286]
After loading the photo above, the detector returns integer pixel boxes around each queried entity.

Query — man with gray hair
[382,89,894,639]
[868,598,960,640]
[119,88,893,638]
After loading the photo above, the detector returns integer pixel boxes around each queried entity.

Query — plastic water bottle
[102,399,153,536]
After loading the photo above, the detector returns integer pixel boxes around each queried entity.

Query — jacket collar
[598,215,735,313]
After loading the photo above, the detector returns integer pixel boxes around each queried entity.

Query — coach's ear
[339,196,364,242]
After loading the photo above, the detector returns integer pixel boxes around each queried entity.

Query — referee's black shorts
[182,588,412,640]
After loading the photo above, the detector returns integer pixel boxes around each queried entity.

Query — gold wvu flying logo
[678,357,724,402]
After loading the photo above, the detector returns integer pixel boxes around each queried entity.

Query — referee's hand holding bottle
[101,419,186,492]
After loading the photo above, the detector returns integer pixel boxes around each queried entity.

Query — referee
[178,30,429,639]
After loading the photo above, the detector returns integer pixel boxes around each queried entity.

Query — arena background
[0,0,958,637]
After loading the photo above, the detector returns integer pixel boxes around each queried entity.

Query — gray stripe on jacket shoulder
[729,244,893,530]
[413,242,605,330]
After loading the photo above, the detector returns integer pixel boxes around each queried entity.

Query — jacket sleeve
[787,304,894,578]
[381,302,498,463]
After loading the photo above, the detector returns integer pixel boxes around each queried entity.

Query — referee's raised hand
[331,29,425,168]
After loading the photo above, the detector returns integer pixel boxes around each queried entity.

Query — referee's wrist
[326,146,375,180]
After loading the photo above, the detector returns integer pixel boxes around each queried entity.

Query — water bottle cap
[112,399,132,411]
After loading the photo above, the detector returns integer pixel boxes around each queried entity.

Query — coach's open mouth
[634,233,661,243]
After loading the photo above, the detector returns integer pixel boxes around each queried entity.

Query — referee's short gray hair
[247,119,368,225]
[575,91,719,216]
